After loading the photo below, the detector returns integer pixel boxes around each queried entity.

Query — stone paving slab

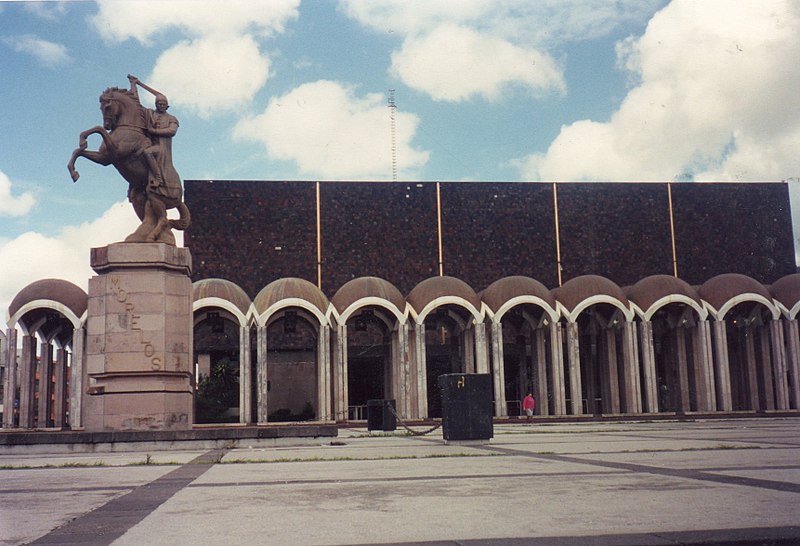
[1,418,799,545]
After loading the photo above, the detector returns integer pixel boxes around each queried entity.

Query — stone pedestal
[84,243,193,432]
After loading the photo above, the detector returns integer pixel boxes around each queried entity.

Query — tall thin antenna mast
[388,89,397,182]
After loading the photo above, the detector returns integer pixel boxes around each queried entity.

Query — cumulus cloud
[91,0,300,43]
[341,0,661,43]
[391,23,564,102]
[233,80,430,179]
[90,0,299,116]
[0,171,35,217]
[23,2,69,21]
[3,34,71,68]
[341,0,660,102]
[518,0,800,182]
[149,34,269,118]
[0,202,149,329]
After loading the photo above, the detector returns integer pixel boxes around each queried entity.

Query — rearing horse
[67,87,190,245]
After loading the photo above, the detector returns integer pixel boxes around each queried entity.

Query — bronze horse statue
[68,87,190,245]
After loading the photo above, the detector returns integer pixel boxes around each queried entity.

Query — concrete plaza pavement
[2,417,800,545]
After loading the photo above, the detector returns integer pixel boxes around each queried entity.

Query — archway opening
[423,307,467,418]
[266,311,318,421]
[725,301,774,411]
[346,309,391,420]
[648,304,705,413]
[500,305,552,416]
[193,310,240,424]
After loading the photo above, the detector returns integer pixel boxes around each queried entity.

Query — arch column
[692,320,716,412]
[392,322,412,419]
[639,321,658,412]
[414,325,428,418]
[534,327,548,416]
[69,325,85,429]
[565,321,582,415]
[674,326,691,413]
[490,321,506,417]
[784,319,800,409]
[463,327,475,374]
[37,339,53,427]
[621,321,641,413]
[317,323,331,421]
[332,323,347,421]
[474,322,489,374]
[2,329,17,428]
[758,324,775,410]
[53,346,68,428]
[549,322,566,415]
[742,325,760,410]
[239,325,252,424]
[19,334,37,428]
[602,328,620,414]
[712,320,732,411]
[769,320,789,410]
[256,326,268,423]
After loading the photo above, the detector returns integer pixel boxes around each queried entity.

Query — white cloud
[233,80,430,179]
[0,202,155,329]
[23,2,69,21]
[341,0,661,43]
[341,0,660,102]
[148,34,270,118]
[91,0,300,44]
[390,24,564,102]
[519,0,800,182]
[0,171,35,217]
[90,0,299,117]
[3,34,71,68]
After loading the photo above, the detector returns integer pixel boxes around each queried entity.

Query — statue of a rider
[127,74,182,201]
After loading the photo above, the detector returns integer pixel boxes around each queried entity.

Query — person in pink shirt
[522,393,535,422]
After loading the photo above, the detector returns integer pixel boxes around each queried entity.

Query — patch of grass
[221,452,501,465]
[614,444,761,454]
[0,461,107,470]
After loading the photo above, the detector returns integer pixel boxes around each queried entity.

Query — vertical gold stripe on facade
[667,182,678,277]
[316,181,322,289]
[553,182,563,286]
[436,182,444,276]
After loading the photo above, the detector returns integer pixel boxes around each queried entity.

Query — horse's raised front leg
[67,126,114,182]
[68,147,84,182]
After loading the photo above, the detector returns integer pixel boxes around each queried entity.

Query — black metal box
[367,399,397,432]
[438,374,493,442]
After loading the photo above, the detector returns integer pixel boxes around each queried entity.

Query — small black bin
[367,399,397,431]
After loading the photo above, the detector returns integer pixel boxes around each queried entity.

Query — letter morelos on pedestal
[84,242,193,431]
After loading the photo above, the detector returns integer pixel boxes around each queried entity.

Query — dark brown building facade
[184,180,796,296]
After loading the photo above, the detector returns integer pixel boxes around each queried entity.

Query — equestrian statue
[68,75,190,245]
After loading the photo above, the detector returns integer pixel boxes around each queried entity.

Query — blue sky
[1,0,800,328]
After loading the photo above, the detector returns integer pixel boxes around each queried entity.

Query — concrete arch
[254,278,330,327]
[482,276,558,324]
[553,275,633,323]
[769,273,800,319]
[331,277,406,324]
[407,276,483,324]
[699,273,778,321]
[625,274,706,321]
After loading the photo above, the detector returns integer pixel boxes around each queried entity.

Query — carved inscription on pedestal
[110,276,163,371]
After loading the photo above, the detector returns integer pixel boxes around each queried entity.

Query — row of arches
[4,272,800,428]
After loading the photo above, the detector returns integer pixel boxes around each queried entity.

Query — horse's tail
[169,201,191,231]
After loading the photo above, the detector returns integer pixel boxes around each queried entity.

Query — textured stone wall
[440,182,558,290]
[319,182,439,295]
[556,183,674,286]
[185,181,318,298]
[671,183,795,285]
[185,180,796,297]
